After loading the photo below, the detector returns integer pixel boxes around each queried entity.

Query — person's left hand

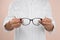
[39,17,52,25]
[39,17,54,31]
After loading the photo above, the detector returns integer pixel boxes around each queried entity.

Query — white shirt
[3,0,55,40]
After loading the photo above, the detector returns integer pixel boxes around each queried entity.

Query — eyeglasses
[7,16,42,26]
[20,18,42,26]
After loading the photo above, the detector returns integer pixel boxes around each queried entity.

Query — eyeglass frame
[19,18,42,26]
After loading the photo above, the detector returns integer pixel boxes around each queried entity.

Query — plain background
[0,0,60,40]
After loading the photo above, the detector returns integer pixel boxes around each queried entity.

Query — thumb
[44,16,48,20]
[45,16,47,19]
[12,16,17,20]
[13,16,17,19]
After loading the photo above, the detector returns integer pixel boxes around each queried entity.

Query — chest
[11,0,50,18]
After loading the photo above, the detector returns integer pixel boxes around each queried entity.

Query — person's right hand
[9,17,22,28]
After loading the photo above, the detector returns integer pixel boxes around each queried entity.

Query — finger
[17,23,21,26]
[12,23,21,28]
[12,16,17,20]
[45,17,51,21]
[16,19,21,22]
[42,21,46,24]
[44,18,52,22]
[42,20,52,25]
[10,20,21,24]
[42,19,46,22]
[15,23,21,28]
[38,18,42,23]
[12,18,20,23]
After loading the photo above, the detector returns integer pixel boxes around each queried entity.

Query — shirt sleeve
[46,12,56,32]
[3,1,16,32]
[45,3,56,33]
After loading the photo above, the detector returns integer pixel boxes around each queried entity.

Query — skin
[39,17,54,31]
[4,17,22,31]
[4,17,54,31]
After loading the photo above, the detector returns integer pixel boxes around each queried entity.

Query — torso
[9,0,51,40]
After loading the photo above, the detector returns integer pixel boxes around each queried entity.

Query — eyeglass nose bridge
[19,18,42,26]
[29,19,33,24]
[29,19,35,25]
[29,18,42,26]
[30,19,33,21]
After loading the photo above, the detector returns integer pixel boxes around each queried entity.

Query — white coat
[3,0,56,40]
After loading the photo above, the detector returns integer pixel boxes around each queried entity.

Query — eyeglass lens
[20,18,42,26]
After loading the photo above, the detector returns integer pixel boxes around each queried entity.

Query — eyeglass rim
[19,17,42,26]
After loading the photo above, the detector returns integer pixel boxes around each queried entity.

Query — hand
[39,17,52,25]
[39,17,54,31]
[9,17,22,28]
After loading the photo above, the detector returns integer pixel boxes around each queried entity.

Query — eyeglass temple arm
[19,18,23,23]
[40,18,42,21]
